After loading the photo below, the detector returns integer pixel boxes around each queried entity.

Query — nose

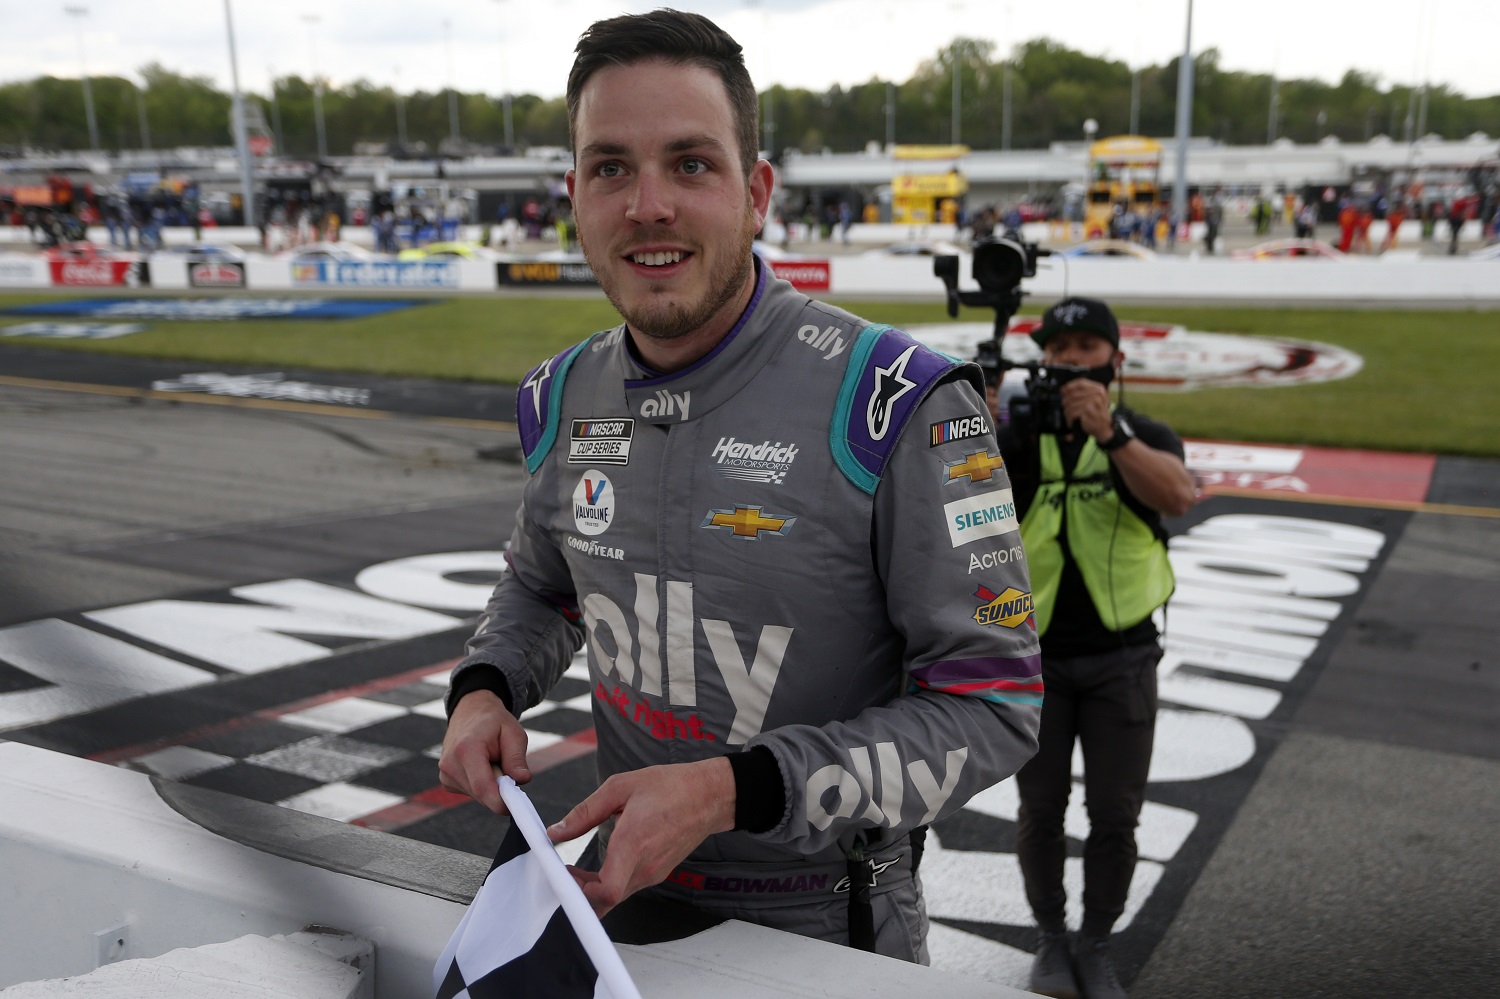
[625,169,675,226]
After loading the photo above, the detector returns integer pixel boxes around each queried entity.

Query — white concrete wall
[830,252,1500,305]
[0,744,1028,999]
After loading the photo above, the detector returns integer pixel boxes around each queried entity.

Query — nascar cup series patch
[569,418,634,465]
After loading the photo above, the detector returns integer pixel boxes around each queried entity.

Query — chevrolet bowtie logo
[947,450,1005,484]
[701,505,796,539]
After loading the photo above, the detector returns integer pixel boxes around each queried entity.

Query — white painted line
[278,782,405,823]
[279,697,409,733]
[249,735,410,782]
[131,745,235,781]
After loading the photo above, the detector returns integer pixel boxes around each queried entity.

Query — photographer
[993,297,1195,999]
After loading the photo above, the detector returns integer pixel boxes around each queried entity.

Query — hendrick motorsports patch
[2,298,429,321]
[908,320,1363,390]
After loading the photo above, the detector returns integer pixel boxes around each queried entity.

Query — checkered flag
[433,777,643,999]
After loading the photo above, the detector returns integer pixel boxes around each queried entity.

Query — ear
[748,159,774,228]
[565,168,577,203]
[1113,349,1126,372]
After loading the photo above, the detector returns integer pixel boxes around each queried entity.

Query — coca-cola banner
[48,258,150,288]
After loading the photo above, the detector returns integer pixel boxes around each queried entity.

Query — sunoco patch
[569,418,634,465]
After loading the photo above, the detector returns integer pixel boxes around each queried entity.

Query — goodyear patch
[973,584,1034,629]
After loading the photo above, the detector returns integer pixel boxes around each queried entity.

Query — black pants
[1015,642,1160,938]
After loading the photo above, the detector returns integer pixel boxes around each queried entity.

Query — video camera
[934,236,1049,418]
[1005,361,1114,436]
[933,237,1042,334]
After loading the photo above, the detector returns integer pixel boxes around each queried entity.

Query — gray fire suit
[447,260,1041,961]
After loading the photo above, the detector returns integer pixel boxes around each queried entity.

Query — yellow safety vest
[1020,430,1175,636]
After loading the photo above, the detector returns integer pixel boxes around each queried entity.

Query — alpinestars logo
[640,389,691,421]
[867,344,920,441]
[712,437,800,484]
[522,357,554,423]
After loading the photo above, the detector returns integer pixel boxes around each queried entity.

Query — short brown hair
[566,8,760,177]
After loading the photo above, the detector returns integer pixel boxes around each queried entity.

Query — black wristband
[446,664,513,717]
[726,746,786,833]
[1098,412,1135,452]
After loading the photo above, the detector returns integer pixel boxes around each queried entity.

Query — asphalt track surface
[2,343,1497,996]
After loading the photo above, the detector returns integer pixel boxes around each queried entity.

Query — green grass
[3,292,1497,457]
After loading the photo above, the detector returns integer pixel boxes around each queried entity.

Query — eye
[680,157,709,175]
[597,161,624,178]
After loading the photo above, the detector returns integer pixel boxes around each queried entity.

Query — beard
[580,203,758,343]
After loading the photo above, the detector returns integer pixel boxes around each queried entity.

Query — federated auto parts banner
[292,260,459,289]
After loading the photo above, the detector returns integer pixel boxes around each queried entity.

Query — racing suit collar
[618,257,804,425]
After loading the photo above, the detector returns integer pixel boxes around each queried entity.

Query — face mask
[1041,360,1116,388]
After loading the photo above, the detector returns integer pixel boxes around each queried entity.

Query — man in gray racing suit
[439,8,1041,963]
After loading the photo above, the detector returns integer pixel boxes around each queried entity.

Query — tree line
[3,40,1497,159]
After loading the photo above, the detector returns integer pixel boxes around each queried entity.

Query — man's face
[1041,329,1118,370]
[567,59,772,344]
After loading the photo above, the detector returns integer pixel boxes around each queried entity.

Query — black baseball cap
[1032,296,1120,350]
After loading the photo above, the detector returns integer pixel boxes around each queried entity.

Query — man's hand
[547,757,736,917]
[1059,376,1114,441]
[438,689,532,814]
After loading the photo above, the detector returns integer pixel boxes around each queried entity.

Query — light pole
[1171,0,1194,236]
[301,14,328,159]
[393,66,408,148]
[490,0,515,150]
[267,66,285,155]
[444,19,460,145]
[63,6,99,151]
[223,0,256,227]
[950,40,962,146]
[135,79,151,151]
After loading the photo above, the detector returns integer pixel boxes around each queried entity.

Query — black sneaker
[1072,933,1127,999]
[1028,930,1080,999]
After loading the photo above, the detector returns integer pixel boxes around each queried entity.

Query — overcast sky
[10,0,1493,109]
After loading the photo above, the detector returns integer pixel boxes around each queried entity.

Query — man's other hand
[438,689,532,814]
[547,757,736,917]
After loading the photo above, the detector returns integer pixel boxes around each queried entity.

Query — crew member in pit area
[992,297,1196,999]
[437,8,1042,963]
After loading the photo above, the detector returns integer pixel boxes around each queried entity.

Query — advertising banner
[188,261,247,289]
[767,259,831,292]
[495,259,598,287]
[292,260,460,289]
[48,258,149,288]
[0,255,46,288]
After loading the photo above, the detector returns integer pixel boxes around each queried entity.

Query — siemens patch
[569,418,634,465]
[930,414,990,447]
[945,488,1020,547]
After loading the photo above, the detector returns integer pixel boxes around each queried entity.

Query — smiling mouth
[629,250,687,267]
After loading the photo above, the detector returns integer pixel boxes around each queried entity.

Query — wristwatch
[1098,412,1136,452]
